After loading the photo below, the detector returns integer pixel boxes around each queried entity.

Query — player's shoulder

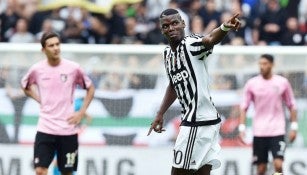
[184,34,203,44]
[246,75,261,85]
[274,74,287,80]
[164,45,171,51]
[273,74,289,83]
[30,59,46,70]
[186,34,204,40]
[163,46,171,56]
[62,58,81,68]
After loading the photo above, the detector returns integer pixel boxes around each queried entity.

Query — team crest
[60,74,68,82]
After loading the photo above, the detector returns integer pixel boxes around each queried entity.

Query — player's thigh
[172,124,220,171]
[253,137,269,164]
[194,164,212,175]
[56,134,78,173]
[171,167,194,175]
[270,135,286,160]
[34,132,56,169]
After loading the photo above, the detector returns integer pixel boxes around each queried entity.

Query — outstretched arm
[202,13,241,47]
[148,82,177,135]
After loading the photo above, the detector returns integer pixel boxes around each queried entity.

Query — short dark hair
[159,8,179,18]
[260,54,274,63]
[40,32,60,48]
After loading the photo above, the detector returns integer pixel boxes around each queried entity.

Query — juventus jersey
[163,34,220,126]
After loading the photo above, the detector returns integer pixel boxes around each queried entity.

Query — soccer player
[147,8,241,175]
[239,54,297,175]
[21,32,95,175]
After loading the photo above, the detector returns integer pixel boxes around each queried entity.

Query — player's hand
[224,13,241,31]
[238,131,247,145]
[147,114,165,136]
[67,111,83,125]
[288,130,297,143]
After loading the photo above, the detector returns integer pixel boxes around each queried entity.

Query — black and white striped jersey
[163,34,220,126]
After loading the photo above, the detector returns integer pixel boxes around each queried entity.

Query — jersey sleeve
[20,67,36,89]
[75,66,92,89]
[186,35,214,60]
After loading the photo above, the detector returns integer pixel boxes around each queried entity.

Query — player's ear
[182,20,186,28]
[160,26,166,35]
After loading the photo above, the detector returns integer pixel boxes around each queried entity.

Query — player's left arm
[202,13,241,47]
[21,70,40,103]
[22,84,40,103]
[288,107,297,143]
[239,82,253,143]
[79,84,95,117]
[68,83,95,125]
[283,80,298,143]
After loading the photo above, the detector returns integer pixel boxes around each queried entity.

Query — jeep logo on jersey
[171,69,189,85]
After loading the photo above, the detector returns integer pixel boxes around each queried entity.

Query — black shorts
[253,135,286,164]
[34,131,78,172]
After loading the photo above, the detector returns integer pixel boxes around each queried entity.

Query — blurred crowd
[0,0,306,45]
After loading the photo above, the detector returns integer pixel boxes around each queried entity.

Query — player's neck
[262,73,273,80]
[169,39,182,51]
[170,43,179,51]
[47,58,61,66]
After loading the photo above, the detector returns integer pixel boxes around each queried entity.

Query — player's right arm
[239,82,252,143]
[202,13,241,47]
[239,109,247,140]
[147,82,177,136]
[21,68,40,103]
[22,85,40,103]
[283,79,298,143]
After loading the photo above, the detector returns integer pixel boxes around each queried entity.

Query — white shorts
[172,123,221,171]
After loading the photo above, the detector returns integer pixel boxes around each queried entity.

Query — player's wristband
[290,122,298,131]
[238,124,246,132]
[220,23,231,32]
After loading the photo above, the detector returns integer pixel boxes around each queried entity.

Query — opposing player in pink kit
[239,54,297,175]
[21,32,95,175]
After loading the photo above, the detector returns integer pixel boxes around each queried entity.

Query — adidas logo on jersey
[171,70,189,85]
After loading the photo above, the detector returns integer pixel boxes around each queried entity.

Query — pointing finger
[147,122,154,136]
[147,127,153,136]
[232,13,240,19]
